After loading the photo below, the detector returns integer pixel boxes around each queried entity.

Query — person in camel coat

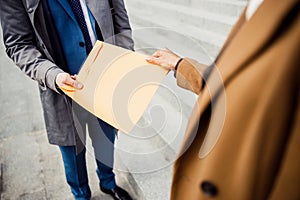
[147,0,299,199]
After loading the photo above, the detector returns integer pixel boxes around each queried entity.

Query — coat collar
[199,0,298,115]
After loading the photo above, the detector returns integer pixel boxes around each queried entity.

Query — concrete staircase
[117,0,248,199]
[126,0,247,58]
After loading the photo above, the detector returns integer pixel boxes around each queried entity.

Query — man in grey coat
[0,0,134,199]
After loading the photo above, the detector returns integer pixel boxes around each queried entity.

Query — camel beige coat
[172,0,300,199]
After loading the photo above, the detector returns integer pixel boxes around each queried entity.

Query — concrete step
[131,26,218,63]
[147,0,247,17]
[129,13,224,58]
[130,13,226,58]
[190,0,247,17]
[128,0,231,57]
[126,0,238,36]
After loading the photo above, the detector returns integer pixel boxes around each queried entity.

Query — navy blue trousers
[59,118,116,200]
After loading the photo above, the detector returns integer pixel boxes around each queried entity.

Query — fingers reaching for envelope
[146,48,181,71]
[56,72,83,92]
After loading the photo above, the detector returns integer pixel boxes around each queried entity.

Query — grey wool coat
[0,0,134,147]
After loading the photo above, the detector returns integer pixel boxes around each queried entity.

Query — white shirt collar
[79,0,97,45]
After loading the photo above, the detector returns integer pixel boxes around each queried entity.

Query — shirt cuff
[45,67,65,94]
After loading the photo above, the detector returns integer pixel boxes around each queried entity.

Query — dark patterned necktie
[69,0,93,54]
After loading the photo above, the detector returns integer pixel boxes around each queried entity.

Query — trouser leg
[59,146,91,200]
[88,117,117,189]
[73,102,117,190]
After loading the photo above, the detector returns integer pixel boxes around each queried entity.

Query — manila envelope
[61,41,168,133]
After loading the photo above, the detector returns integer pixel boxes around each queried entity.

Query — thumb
[66,76,83,89]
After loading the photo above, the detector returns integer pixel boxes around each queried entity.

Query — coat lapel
[86,0,114,41]
[199,0,298,115]
[57,0,77,22]
[86,0,104,28]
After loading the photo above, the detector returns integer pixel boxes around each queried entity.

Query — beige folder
[61,41,168,133]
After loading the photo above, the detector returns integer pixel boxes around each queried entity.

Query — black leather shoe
[100,185,133,200]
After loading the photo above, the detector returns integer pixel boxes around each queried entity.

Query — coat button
[201,181,218,197]
[79,42,85,47]
[27,8,33,13]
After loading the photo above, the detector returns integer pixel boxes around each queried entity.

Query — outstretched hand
[146,48,181,71]
[55,73,83,92]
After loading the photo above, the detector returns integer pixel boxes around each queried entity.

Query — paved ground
[0,29,137,200]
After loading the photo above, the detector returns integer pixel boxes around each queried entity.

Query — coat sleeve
[0,0,64,93]
[111,0,134,50]
[176,58,208,95]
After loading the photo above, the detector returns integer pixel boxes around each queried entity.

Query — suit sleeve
[112,0,134,50]
[0,0,64,93]
[176,58,208,95]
